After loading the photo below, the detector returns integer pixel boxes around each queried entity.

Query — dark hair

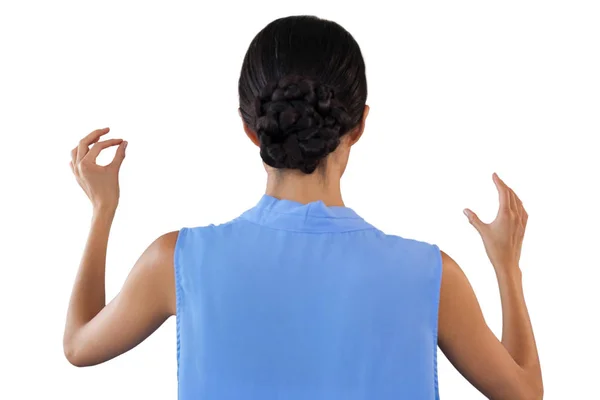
[238,16,367,174]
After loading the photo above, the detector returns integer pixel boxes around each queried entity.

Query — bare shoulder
[440,250,462,275]
[128,230,181,316]
[136,231,180,270]
[437,249,480,326]
[438,249,476,296]
[148,230,179,252]
[150,230,180,257]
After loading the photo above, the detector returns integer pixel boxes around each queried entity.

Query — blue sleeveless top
[174,195,443,399]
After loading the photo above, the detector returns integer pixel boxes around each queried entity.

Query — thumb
[463,208,485,234]
[110,141,127,169]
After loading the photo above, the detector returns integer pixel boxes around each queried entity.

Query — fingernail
[123,141,128,149]
[463,209,470,218]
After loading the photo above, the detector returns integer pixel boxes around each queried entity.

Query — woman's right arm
[438,173,543,400]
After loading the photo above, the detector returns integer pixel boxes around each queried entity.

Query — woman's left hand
[70,127,127,213]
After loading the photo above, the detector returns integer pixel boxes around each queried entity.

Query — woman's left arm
[63,127,177,367]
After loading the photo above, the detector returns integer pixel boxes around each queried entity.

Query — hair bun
[253,75,353,174]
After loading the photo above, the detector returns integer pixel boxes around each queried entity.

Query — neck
[265,169,344,207]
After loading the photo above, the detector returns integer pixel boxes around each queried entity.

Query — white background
[1,1,598,399]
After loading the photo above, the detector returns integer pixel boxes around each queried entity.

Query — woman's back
[176,195,441,399]
[62,15,542,400]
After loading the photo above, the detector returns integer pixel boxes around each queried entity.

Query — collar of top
[240,194,374,233]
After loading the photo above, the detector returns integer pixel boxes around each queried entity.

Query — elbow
[63,342,84,367]
[524,389,543,400]
[522,379,544,400]
[530,370,544,400]
[531,382,544,400]
[63,336,88,368]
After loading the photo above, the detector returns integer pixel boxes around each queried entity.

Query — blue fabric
[174,195,443,399]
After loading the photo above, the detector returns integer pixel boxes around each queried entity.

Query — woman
[63,15,543,400]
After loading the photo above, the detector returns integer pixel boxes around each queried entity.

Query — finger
[508,188,521,217]
[510,188,526,222]
[463,208,486,235]
[81,127,111,147]
[498,173,522,215]
[85,139,124,162]
[71,147,77,165]
[496,173,517,210]
[69,160,74,173]
[71,147,79,176]
[511,187,524,208]
[493,173,511,211]
[77,127,110,163]
[522,208,529,227]
[110,141,128,169]
[508,188,519,213]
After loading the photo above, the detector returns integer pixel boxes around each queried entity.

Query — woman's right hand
[463,173,528,275]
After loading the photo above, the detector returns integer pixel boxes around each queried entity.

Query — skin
[64,114,543,399]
